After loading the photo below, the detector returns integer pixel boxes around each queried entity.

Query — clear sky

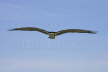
[0,0,108,72]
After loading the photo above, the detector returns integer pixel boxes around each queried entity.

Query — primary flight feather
[9,27,96,39]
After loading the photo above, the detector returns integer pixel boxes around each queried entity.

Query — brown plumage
[9,27,96,39]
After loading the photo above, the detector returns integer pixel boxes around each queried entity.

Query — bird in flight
[9,27,96,39]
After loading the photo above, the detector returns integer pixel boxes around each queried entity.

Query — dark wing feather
[9,27,49,34]
[56,29,96,36]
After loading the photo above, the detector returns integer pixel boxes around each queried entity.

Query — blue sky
[0,0,108,72]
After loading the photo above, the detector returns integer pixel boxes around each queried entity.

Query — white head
[48,32,56,39]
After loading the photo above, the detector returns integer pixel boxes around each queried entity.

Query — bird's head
[48,32,57,39]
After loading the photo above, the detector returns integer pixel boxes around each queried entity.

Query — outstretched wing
[9,27,49,34]
[56,29,96,36]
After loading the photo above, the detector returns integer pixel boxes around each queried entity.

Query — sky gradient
[0,0,108,72]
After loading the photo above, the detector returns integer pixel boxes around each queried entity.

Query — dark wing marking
[56,29,96,36]
[9,27,49,34]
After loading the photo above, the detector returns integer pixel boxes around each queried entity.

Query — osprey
[9,27,96,39]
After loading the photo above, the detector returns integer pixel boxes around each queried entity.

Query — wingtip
[91,31,97,34]
[87,30,97,34]
[8,29,15,31]
[92,32,96,34]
